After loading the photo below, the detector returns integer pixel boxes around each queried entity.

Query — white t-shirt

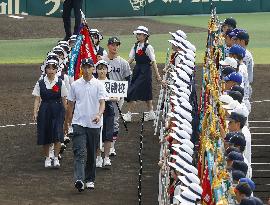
[32,76,68,97]
[103,55,132,81]
[68,77,107,128]
[129,42,156,62]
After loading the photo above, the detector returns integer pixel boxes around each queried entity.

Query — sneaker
[103,157,111,166]
[75,180,84,192]
[144,110,156,121]
[64,135,71,144]
[85,182,94,189]
[96,156,103,168]
[53,158,60,168]
[60,143,66,154]
[109,147,116,156]
[122,111,132,122]
[45,157,52,168]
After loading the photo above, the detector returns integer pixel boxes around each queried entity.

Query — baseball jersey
[103,55,132,81]
[129,42,156,62]
[243,49,254,84]
[238,63,249,99]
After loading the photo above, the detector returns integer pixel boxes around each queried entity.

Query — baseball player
[103,36,132,156]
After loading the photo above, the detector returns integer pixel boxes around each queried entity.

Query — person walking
[32,59,68,168]
[65,58,106,192]
[123,26,163,122]
[61,0,83,41]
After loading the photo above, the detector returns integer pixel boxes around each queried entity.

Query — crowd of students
[32,26,164,191]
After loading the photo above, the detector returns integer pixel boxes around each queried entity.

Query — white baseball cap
[220,57,238,69]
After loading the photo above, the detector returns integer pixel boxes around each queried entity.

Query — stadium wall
[0,0,269,17]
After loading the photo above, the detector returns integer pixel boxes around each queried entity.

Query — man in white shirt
[65,58,106,192]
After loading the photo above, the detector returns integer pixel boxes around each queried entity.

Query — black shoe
[75,180,84,192]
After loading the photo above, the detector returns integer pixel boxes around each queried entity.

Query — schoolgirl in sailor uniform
[95,60,116,167]
[124,26,163,122]
[90,29,107,59]
[32,59,68,168]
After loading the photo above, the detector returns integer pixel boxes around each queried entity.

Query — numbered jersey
[103,55,132,81]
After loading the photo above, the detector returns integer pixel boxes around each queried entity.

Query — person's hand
[33,112,38,122]
[92,114,101,124]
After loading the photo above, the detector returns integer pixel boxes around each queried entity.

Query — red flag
[202,165,214,205]
[80,26,97,63]
[74,51,82,80]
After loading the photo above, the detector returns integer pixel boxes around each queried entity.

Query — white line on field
[250,127,270,129]
[250,99,270,104]
[251,133,270,135]
[252,163,270,165]
[252,145,270,147]
[249,121,270,123]
[0,123,36,128]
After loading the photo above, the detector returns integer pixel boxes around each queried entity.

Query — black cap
[232,160,248,175]
[227,151,244,161]
[81,58,94,67]
[224,18,237,29]
[108,36,121,45]
[231,85,244,96]
[235,182,252,196]
[222,66,236,77]
[236,31,249,41]
[232,170,246,181]
[225,146,241,156]
[250,197,263,205]
[228,112,247,125]
[239,198,256,205]
[228,90,243,103]
[229,134,246,148]
[224,132,236,142]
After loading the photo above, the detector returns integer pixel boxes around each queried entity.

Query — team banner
[102,80,128,98]
[68,35,83,77]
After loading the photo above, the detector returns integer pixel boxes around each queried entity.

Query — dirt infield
[0,15,206,40]
[0,64,269,204]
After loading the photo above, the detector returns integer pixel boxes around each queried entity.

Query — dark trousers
[72,124,100,183]
[62,0,83,39]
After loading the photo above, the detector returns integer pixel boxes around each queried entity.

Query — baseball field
[0,12,269,204]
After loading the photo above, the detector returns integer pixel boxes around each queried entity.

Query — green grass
[0,12,269,64]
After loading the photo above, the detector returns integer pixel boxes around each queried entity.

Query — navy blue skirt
[37,101,65,145]
[127,63,152,102]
